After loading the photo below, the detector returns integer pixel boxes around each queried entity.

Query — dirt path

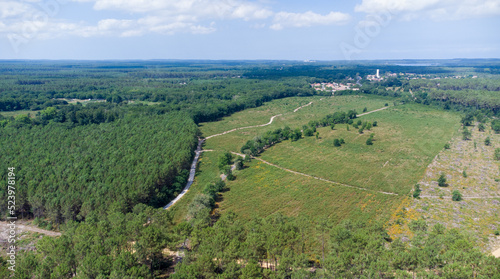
[0,221,61,237]
[164,139,205,210]
[231,152,398,196]
[357,106,389,117]
[205,114,282,139]
[293,101,313,112]
[493,247,500,258]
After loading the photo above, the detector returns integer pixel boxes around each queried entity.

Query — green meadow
[174,95,460,223]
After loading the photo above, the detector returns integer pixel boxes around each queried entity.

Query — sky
[0,0,499,60]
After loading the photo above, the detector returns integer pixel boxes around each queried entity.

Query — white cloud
[270,11,350,30]
[355,0,500,20]
[0,0,351,40]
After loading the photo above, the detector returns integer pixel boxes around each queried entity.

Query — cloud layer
[355,0,500,20]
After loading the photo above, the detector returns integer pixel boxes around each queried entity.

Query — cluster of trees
[171,212,500,278]
[0,112,199,224]
[2,204,178,278]
[240,127,303,156]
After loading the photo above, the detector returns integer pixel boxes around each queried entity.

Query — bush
[452,190,462,201]
[478,123,485,132]
[495,148,500,161]
[485,137,491,146]
[462,127,471,140]
[438,174,447,187]
[372,121,378,127]
[304,128,314,137]
[495,230,500,236]
[363,107,367,112]
[462,170,467,178]
[444,143,451,149]
[384,103,389,106]
[333,139,341,147]
[492,119,500,133]
[413,184,421,199]
[218,152,233,170]
[366,137,373,145]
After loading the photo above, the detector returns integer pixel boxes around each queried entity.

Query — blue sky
[0,0,499,60]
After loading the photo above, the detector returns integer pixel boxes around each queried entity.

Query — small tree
[333,139,341,147]
[218,152,233,170]
[462,170,467,178]
[366,122,372,130]
[235,158,244,170]
[384,103,389,106]
[452,190,462,201]
[316,132,319,139]
[372,121,378,127]
[485,137,491,146]
[413,184,421,199]
[339,138,345,144]
[366,137,373,145]
[358,128,364,134]
[438,174,447,187]
[363,107,368,112]
[330,124,335,130]
[478,123,485,132]
[495,148,500,161]
[462,128,471,140]
[444,143,451,149]
[346,125,350,131]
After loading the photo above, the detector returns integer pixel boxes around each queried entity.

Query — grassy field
[201,95,394,152]
[174,95,461,226]
[261,104,461,195]
[218,158,401,221]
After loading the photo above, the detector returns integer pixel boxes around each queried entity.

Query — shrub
[413,184,421,199]
[438,174,447,187]
[363,107,368,112]
[444,143,451,149]
[366,137,373,145]
[452,190,462,201]
[495,148,500,161]
[372,121,378,127]
[384,103,389,106]
[495,230,500,236]
[333,139,341,147]
[485,137,491,146]
[478,123,485,132]
[462,127,471,140]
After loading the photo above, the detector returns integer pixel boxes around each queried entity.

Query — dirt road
[0,221,61,238]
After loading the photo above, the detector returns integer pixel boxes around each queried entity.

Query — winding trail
[164,139,204,210]
[293,101,313,112]
[164,103,393,209]
[230,152,398,196]
[205,114,282,139]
